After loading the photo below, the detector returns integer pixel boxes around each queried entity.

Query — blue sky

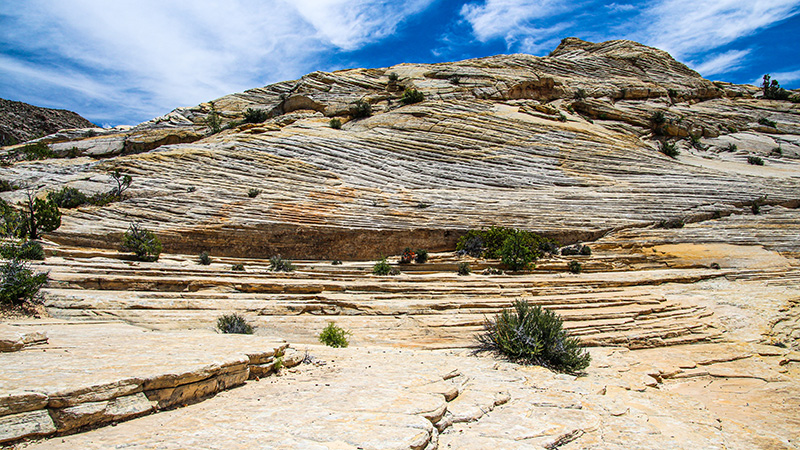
[2,0,799,127]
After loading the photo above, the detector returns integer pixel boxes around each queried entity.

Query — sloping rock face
[0,98,95,147]
[1,37,799,260]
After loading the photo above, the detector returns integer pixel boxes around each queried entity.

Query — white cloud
[689,49,751,76]
[289,0,435,50]
[640,0,800,59]
[460,0,573,43]
[0,0,435,124]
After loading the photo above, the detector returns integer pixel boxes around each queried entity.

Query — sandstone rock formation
[1,37,799,449]
[0,37,796,260]
[0,98,95,147]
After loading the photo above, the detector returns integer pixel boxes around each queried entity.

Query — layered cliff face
[0,98,95,147]
[1,37,798,259]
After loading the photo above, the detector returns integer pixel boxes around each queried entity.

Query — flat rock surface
[0,321,287,405]
[14,343,798,450]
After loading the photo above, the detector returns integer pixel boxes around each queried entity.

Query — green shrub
[400,88,424,105]
[0,259,48,307]
[48,187,89,209]
[574,88,587,100]
[198,251,211,265]
[762,74,790,100]
[231,263,245,271]
[457,262,471,275]
[0,179,17,192]
[110,170,132,199]
[568,261,582,274]
[758,117,777,128]
[205,109,222,134]
[319,322,351,347]
[217,313,253,334]
[659,141,679,158]
[329,118,342,129]
[561,244,591,256]
[20,193,61,240]
[19,142,56,160]
[689,134,704,150]
[448,75,461,85]
[269,255,295,272]
[476,300,590,374]
[724,142,738,152]
[248,188,261,198]
[121,223,162,262]
[500,230,537,271]
[0,199,23,238]
[332,259,343,265]
[771,147,782,156]
[372,257,392,275]
[710,262,721,270]
[351,100,372,119]
[747,156,764,166]
[242,108,268,124]
[388,72,399,82]
[650,111,666,134]
[415,249,428,264]
[457,227,549,262]
[1,240,45,260]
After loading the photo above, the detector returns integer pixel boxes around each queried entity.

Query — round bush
[0,259,48,307]
[319,322,351,348]
[500,231,536,271]
[217,313,253,334]
[372,257,391,275]
[269,255,296,272]
[457,262,471,275]
[121,223,162,262]
[415,249,429,263]
[198,251,211,265]
[477,300,590,374]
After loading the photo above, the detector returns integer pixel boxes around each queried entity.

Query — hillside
[0,37,797,259]
[0,98,95,146]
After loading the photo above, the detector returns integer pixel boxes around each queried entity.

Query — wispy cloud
[640,0,800,58]
[689,49,751,76]
[0,0,435,125]
[460,0,574,43]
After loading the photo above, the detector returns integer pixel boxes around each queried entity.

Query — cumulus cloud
[0,0,435,124]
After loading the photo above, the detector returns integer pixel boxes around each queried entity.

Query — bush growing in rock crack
[568,261,582,274]
[456,226,554,261]
[560,244,591,256]
[372,257,392,275]
[242,108,268,124]
[400,88,424,105]
[231,263,245,271]
[0,259,48,308]
[351,100,372,119]
[198,251,211,265]
[747,156,764,166]
[319,322,351,348]
[499,229,537,271]
[329,118,342,129]
[217,313,253,334]
[477,300,590,374]
[0,240,44,260]
[415,249,428,264]
[121,223,162,262]
[457,262,471,275]
[659,141,679,158]
[269,255,295,272]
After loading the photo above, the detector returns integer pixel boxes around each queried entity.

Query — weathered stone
[0,392,48,417]
[0,409,56,444]
[144,368,248,410]
[50,392,154,432]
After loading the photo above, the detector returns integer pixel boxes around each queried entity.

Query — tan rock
[50,392,154,432]
[0,409,56,444]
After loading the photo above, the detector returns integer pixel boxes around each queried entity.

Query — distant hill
[0,98,94,146]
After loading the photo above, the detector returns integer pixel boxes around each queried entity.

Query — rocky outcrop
[0,38,795,259]
[0,322,296,444]
[0,98,95,147]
